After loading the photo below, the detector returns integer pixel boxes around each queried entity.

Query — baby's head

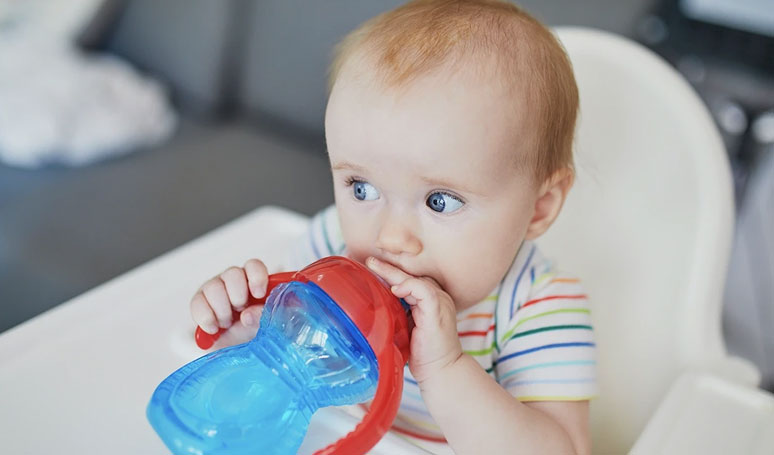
[324,0,578,311]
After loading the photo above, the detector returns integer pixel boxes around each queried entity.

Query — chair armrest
[630,373,774,455]
[707,355,762,388]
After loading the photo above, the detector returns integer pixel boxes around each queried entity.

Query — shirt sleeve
[494,275,598,401]
[281,204,346,271]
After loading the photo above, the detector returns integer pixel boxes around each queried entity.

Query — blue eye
[426,192,464,213]
[352,180,380,201]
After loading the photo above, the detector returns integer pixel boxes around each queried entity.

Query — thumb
[211,305,264,349]
[239,304,265,328]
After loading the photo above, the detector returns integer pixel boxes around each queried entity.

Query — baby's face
[325,65,539,311]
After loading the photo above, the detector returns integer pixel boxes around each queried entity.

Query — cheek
[422,226,481,291]
[430,217,526,305]
[336,203,377,263]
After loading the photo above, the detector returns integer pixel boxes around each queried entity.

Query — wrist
[416,350,469,390]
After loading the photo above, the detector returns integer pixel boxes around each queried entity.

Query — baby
[190,1,596,453]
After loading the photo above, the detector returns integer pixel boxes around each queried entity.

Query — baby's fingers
[244,259,269,299]
[201,278,233,329]
[392,278,441,319]
[239,304,264,328]
[190,291,218,334]
[366,256,411,286]
[220,267,249,310]
[213,305,265,349]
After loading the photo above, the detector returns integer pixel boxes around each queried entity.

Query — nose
[375,216,423,256]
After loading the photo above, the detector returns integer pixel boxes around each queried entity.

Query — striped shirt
[285,205,597,441]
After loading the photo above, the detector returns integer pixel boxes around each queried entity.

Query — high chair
[538,27,774,454]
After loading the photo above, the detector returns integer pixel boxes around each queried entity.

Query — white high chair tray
[631,373,774,455]
[0,206,430,454]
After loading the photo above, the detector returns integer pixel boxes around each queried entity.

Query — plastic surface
[148,256,411,455]
[148,280,378,454]
[297,257,411,455]
[631,373,774,455]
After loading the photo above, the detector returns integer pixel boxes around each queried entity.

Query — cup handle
[314,344,404,455]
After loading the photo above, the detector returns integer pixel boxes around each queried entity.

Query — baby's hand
[366,256,463,384]
[190,259,269,348]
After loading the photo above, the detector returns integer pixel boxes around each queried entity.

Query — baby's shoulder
[524,242,585,297]
[495,242,588,326]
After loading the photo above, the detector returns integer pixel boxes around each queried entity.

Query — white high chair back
[541,28,750,454]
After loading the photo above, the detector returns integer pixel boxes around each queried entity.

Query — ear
[525,167,574,240]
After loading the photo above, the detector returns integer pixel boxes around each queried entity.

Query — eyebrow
[330,161,366,172]
[420,176,476,195]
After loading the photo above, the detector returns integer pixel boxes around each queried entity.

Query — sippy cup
[147,256,411,455]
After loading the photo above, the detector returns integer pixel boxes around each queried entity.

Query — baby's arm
[189,259,270,348]
[421,357,589,454]
[367,257,590,454]
[524,400,590,453]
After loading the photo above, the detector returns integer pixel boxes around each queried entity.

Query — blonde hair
[328,0,578,182]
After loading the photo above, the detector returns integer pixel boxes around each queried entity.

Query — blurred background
[0,0,772,389]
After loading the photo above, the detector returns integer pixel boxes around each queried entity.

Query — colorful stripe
[493,281,504,353]
[391,424,447,443]
[495,342,596,366]
[458,324,495,337]
[498,360,596,381]
[464,342,495,357]
[462,312,494,320]
[521,294,587,309]
[532,272,556,288]
[499,308,591,344]
[508,324,593,341]
[505,377,596,386]
[550,277,580,284]
[509,244,536,317]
